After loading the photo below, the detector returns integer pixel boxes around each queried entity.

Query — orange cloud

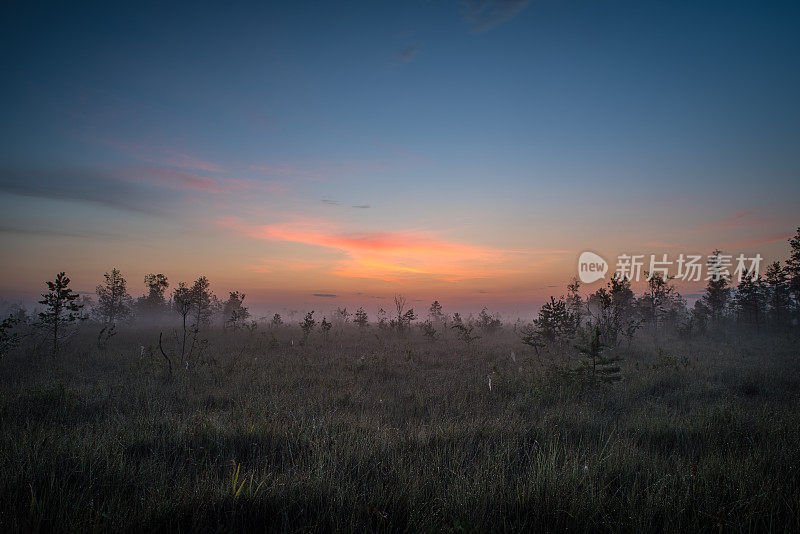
[220,216,566,282]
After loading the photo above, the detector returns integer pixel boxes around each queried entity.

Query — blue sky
[1,0,799,314]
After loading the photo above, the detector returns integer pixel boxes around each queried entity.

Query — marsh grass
[0,326,798,531]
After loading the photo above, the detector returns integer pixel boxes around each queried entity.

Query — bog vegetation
[0,228,799,531]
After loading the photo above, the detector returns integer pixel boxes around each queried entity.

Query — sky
[1,0,799,317]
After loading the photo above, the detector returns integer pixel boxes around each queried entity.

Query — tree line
[1,227,798,365]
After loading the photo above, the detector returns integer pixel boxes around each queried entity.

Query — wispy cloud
[462,0,531,32]
[321,198,340,206]
[352,204,370,209]
[0,167,160,214]
[722,233,793,249]
[160,149,226,173]
[694,210,756,233]
[97,138,227,173]
[127,167,286,195]
[249,163,319,179]
[0,223,116,239]
[394,44,420,64]
[312,293,337,298]
[132,167,219,193]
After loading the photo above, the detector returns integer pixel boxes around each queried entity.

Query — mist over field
[2,1,800,532]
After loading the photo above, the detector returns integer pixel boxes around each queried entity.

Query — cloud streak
[394,44,420,64]
[462,0,531,32]
[0,167,160,214]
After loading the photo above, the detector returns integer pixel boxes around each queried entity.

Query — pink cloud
[722,233,793,249]
[161,150,226,173]
[694,210,756,233]
[249,164,318,179]
[126,167,289,195]
[135,168,219,193]
[219,216,566,282]
[95,137,227,173]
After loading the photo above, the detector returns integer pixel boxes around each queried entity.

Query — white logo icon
[578,251,608,283]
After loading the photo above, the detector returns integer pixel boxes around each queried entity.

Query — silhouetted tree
[764,262,789,328]
[0,314,19,359]
[608,275,640,346]
[587,287,613,336]
[421,319,437,340]
[686,299,710,335]
[394,294,408,332]
[353,307,368,329]
[172,282,194,360]
[137,273,169,318]
[477,307,502,334]
[300,311,316,342]
[523,296,573,354]
[190,276,214,329]
[271,313,283,327]
[402,308,417,329]
[428,300,445,325]
[452,322,479,346]
[702,250,731,328]
[377,308,388,329]
[95,268,132,327]
[576,325,621,383]
[735,271,766,332]
[786,228,800,321]
[639,272,682,337]
[566,278,584,331]
[223,291,249,332]
[333,307,350,325]
[38,272,83,357]
[320,317,332,337]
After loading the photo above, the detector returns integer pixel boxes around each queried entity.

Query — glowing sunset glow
[219,216,568,283]
[1,1,798,316]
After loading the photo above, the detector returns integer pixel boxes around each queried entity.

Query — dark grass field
[1,326,799,532]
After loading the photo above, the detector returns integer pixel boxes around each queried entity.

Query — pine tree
[566,278,583,332]
[320,317,332,337]
[736,271,765,332]
[477,307,502,334]
[0,314,19,359]
[428,300,444,324]
[300,311,316,341]
[421,320,437,340]
[353,307,369,328]
[702,250,731,328]
[786,227,800,321]
[576,326,621,383]
[38,272,84,357]
[530,296,573,345]
[764,262,789,328]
